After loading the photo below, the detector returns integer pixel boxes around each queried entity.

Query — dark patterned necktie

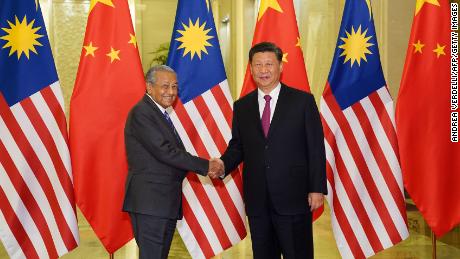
[164,111,180,140]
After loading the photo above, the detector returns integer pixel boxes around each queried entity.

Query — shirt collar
[258,82,281,99]
[146,93,173,114]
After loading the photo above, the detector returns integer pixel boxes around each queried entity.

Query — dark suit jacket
[122,95,208,219]
[221,84,327,216]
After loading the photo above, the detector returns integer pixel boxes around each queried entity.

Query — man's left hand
[308,192,324,212]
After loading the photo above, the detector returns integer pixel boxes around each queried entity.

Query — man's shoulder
[234,89,257,107]
[281,83,314,101]
[129,95,155,115]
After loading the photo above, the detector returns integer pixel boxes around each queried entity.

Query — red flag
[241,0,322,219]
[396,0,460,237]
[240,0,310,96]
[69,0,144,252]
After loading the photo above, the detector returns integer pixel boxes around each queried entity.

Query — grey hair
[145,65,176,85]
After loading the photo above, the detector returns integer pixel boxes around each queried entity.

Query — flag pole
[431,230,437,259]
[109,253,114,259]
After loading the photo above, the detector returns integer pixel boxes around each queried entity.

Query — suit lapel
[143,95,184,148]
[267,85,289,140]
[248,91,265,138]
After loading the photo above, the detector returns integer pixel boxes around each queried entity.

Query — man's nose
[166,86,175,94]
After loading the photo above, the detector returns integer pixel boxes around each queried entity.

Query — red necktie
[261,95,272,137]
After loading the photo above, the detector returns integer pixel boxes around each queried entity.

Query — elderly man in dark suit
[122,65,222,259]
[212,42,327,259]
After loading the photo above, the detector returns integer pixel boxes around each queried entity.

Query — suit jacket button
[265,145,268,149]
[266,165,270,169]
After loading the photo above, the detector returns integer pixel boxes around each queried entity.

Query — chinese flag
[241,0,322,219]
[69,0,144,252]
[240,0,310,97]
[396,0,460,237]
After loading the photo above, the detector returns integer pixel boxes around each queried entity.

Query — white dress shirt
[257,83,281,123]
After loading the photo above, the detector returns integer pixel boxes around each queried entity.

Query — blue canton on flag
[166,0,247,258]
[320,0,408,258]
[0,1,79,258]
[167,0,227,103]
[328,0,386,110]
[0,1,58,106]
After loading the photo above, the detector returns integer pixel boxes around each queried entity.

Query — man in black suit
[122,65,222,259]
[213,42,326,259]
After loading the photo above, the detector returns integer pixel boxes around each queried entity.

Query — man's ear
[146,83,152,94]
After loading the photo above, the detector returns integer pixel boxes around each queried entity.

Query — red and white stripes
[170,80,246,259]
[0,82,79,259]
[320,84,408,259]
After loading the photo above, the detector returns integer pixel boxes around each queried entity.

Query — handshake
[208,158,225,179]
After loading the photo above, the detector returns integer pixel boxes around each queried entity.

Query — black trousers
[248,205,313,259]
[129,213,177,259]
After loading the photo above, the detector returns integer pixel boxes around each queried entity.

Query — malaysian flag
[0,1,79,258]
[320,0,408,258]
[166,0,247,258]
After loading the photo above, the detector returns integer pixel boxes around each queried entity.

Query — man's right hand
[208,158,225,179]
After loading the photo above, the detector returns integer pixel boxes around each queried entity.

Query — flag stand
[431,231,437,259]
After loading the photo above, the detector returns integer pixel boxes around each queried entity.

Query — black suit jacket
[221,84,327,216]
[122,95,208,219]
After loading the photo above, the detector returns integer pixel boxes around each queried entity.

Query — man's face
[147,71,178,108]
[250,51,283,92]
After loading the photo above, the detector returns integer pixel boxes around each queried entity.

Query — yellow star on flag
[296,37,301,48]
[84,42,98,57]
[106,47,120,63]
[415,0,440,15]
[282,52,288,63]
[0,15,43,60]
[258,0,283,21]
[175,18,214,60]
[90,0,114,13]
[413,40,425,54]
[433,43,446,58]
[128,33,137,48]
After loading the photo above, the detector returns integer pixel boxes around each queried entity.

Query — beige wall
[135,0,177,71]
[298,0,343,100]
[386,0,415,98]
